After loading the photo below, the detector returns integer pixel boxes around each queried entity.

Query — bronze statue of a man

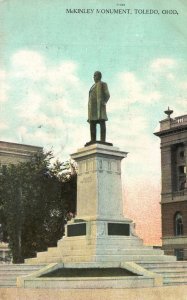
[88,71,110,143]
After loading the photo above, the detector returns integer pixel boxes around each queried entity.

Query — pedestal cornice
[71,143,128,161]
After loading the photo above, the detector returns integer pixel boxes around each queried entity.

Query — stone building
[155,109,187,260]
[0,141,42,167]
[0,141,42,263]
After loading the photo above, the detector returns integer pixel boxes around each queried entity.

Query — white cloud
[142,91,161,103]
[0,70,7,82]
[12,50,46,80]
[45,61,87,118]
[150,58,177,72]
[47,61,80,88]
[17,126,62,145]
[117,72,144,104]
[10,50,87,124]
[17,92,45,124]
[172,99,187,116]
[9,51,89,158]
[110,114,148,142]
[111,72,162,106]
[180,81,187,90]
[166,73,175,81]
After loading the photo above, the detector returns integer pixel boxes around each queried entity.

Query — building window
[179,178,186,190]
[171,143,186,192]
[174,249,184,261]
[178,166,186,174]
[174,212,183,236]
[179,151,185,159]
[177,153,186,191]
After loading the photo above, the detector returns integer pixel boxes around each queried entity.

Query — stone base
[14,260,187,289]
[25,218,176,265]
[17,261,163,289]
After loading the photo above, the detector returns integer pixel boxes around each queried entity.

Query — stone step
[0,270,43,277]
[0,272,38,278]
[147,269,187,274]
[57,237,144,248]
[26,257,63,264]
[0,264,45,270]
[0,264,45,287]
[0,279,16,287]
[24,258,39,264]
[57,244,149,252]
[54,243,152,252]
[138,261,187,286]
[37,248,164,258]
[139,262,187,269]
[0,268,44,273]
[140,263,187,268]
[163,274,187,278]
[164,276,187,284]
[165,282,187,286]
[26,254,177,264]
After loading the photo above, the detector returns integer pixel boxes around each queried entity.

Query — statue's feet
[85,140,113,147]
[84,140,96,147]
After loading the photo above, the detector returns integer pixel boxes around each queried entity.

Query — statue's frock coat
[88,81,110,122]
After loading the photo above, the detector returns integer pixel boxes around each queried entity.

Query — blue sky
[0,0,187,242]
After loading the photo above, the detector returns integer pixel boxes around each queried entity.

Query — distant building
[0,141,43,263]
[0,140,42,166]
[155,109,187,260]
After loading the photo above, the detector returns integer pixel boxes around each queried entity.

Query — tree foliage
[0,151,77,263]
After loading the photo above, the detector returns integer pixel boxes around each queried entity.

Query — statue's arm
[103,83,110,102]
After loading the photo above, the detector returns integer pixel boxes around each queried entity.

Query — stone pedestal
[63,144,136,261]
[71,143,128,221]
[68,143,133,242]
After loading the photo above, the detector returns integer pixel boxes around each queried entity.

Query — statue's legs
[90,121,106,143]
[90,121,96,142]
[100,121,106,142]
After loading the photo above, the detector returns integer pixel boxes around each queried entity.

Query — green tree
[0,151,77,263]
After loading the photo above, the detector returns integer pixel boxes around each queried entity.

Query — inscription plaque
[67,223,86,237]
[108,223,130,236]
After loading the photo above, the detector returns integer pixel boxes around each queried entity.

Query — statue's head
[94,71,102,83]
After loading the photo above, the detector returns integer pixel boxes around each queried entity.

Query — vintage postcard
[0,0,187,298]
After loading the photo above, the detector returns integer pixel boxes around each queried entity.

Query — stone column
[71,143,128,221]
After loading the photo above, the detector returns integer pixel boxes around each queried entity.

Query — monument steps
[25,235,166,263]
[35,248,164,257]
[0,271,41,278]
[163,274,187,277]
[57,237,145,248]
[139,261,187,286]
[145,268,187,274]
[0,279,16,287]
[0,264,45,287]
[37,246,164,257]
[26,253,176,264]
[166,282,187,286]
[139,261,187,268]
[164,276,187,285]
